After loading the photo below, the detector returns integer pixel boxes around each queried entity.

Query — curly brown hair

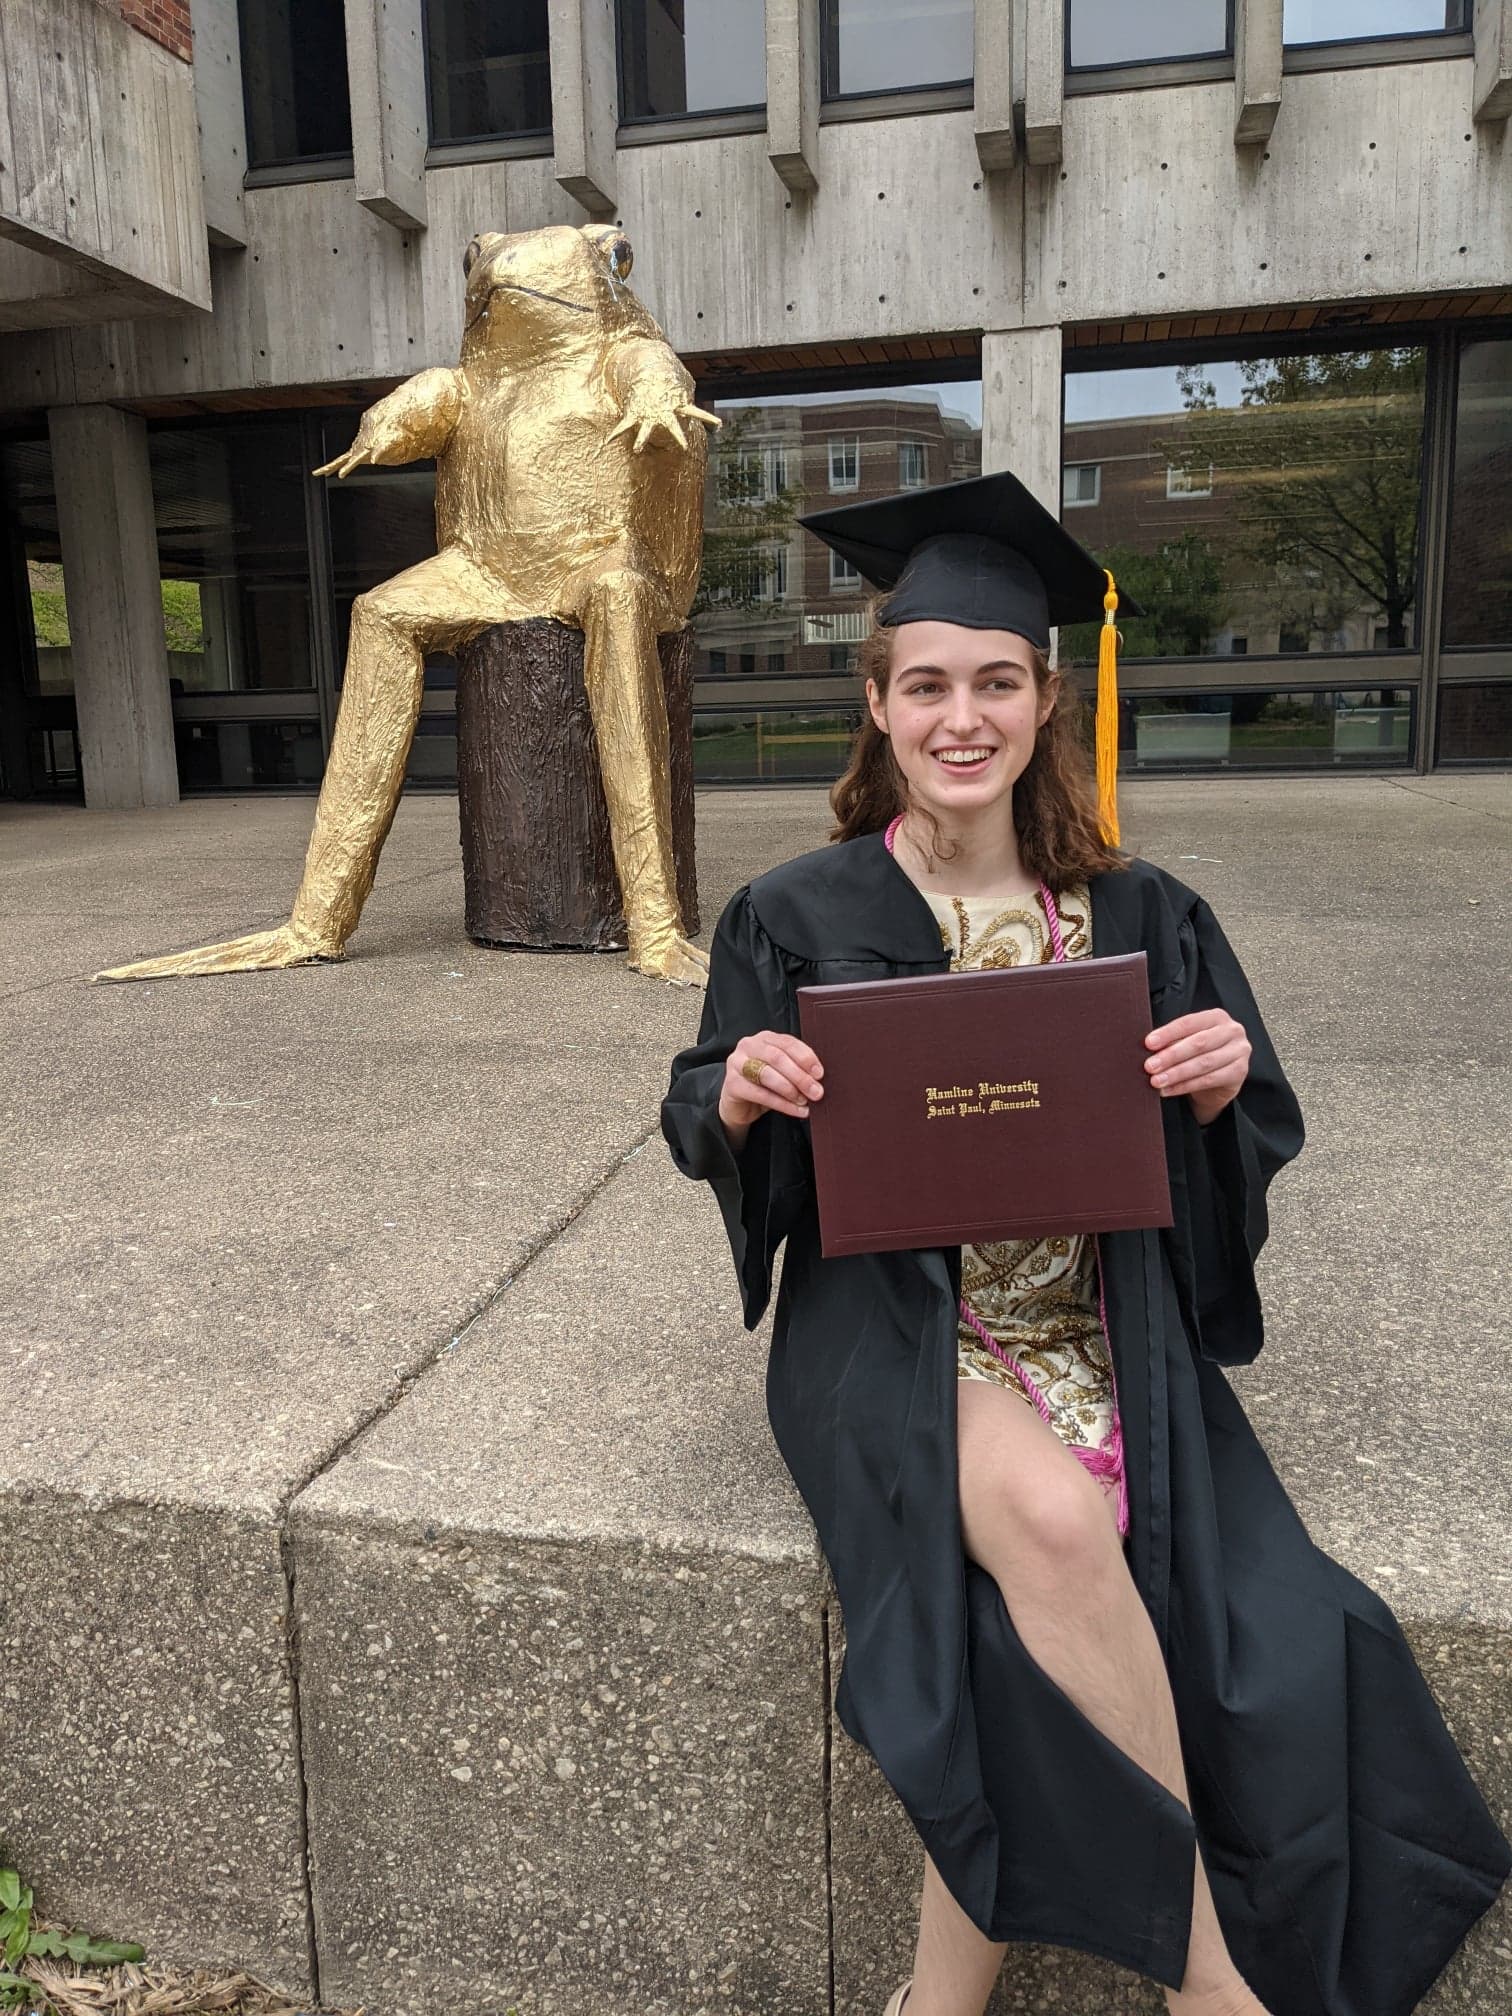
[826,600,1126,892]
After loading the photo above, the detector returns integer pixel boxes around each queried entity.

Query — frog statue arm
[313,368,466,478]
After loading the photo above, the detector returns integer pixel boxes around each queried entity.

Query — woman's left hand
[1143,1009,1251,1127]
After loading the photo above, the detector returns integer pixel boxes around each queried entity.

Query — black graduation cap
[797,468,1142,649]
[798,467,1139,845]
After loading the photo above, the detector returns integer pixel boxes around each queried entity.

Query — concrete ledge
[290,1143,830,2016]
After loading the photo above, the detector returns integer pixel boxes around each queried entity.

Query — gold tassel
[1096,568,1121,848]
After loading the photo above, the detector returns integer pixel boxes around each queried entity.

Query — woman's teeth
[933,749,993,768]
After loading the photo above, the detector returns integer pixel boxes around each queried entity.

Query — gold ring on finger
[740,1054,766,1086]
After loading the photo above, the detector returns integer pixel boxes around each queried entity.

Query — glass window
[1124,689,1414,769]
[239,0,353,170]
[693,706,867,783]
[1068,0,1229,69]
[175,720,326,791]
[1061,347,1426,660]
[1283,1,1467,47]
[1063,463,1101,508]
[822,0,973,98]
[426,0,551,144]
[899,440,928,488]
[691,377,982,733]
[1443,338,1512,650]
[149,425,317,694]
[1436,684,1512,762]
[619,0,766,119]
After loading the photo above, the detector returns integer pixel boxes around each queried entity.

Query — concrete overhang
[0,0,211,332]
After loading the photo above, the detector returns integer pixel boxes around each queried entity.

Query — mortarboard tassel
[1096,568,1121,848]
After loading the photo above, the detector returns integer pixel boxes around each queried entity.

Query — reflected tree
[1061,531,1229,661]
[1172,349,1424,649]
[692,407,806,615]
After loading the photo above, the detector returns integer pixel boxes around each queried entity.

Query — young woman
[660,472,1508,2016]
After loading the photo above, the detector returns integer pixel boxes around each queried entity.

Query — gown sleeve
[1177,894,1306,1366]
[660,885,811,1331]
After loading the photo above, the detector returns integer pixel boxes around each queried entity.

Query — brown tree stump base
[454,618,699,951]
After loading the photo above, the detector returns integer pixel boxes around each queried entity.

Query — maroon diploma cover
[796,953,1174,1257]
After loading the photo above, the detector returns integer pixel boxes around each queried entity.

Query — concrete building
[2,0,1511,809]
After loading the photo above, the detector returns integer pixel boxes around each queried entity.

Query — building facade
[1,0,1510,807]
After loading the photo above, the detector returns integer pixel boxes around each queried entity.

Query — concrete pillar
[1023,0,1063,166]
[47,405,177,810]
[345,0,429,230]
[1235,0,1282,147]
[767,0,819,193]
[1474,0,1512,122]
[549,0,617,217]
[974,0,1016,172]
[193,0,250,248]
[982,326,1062,509]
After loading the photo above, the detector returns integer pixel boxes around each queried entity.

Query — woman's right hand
[718,1032,825,1132]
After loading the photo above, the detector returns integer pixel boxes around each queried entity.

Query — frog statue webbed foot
[629,934,712,988]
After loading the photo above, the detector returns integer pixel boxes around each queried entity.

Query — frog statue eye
[582,224,634,283]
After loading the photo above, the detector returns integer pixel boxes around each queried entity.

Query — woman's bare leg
[901,1382,1269,2016]
[902,1849,1008,2016]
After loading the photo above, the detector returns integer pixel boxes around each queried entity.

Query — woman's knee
[957,1392,1116,1581]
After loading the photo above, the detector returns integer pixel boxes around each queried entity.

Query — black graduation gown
[660,832,1510,2015]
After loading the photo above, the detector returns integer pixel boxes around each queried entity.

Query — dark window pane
[149,424,317,693]
[693,380,981,697]
[1443,338,1512,648]
[1124,689,1414,769]
[823,0,972,96]
[1068,0,1228,68]
[694,708,865,783]
[427,0,551,143]
[240,0,352,168]
[175,720,326,790]
[1436,684,1512,762]
[619,0,766,118]
[1062,348,1425,659]
[1283,1,1465,46]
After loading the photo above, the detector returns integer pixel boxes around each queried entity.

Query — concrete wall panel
[0,0,211,319]
[192,0,249,248]
[1028,61,1512,327]
[347,0,429,231]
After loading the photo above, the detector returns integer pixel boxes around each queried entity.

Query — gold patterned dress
[918,881,1124,1519]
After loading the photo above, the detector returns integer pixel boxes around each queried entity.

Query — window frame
[615,0,767,128]
[828,436,861,492]
[819,0,974,105]
[1062,462,1102,509]
[1281,0,1471,60]
[1065,0,1234,80]
[238,0,355,176]
[421,0,554,151]
[1165,461,1214,501]
[830,549,864,592]
[898,440,928,489]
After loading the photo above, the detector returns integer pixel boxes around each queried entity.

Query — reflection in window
[1283,1,1467,47]
[1062,348,1425,660]
[426,0,551,144]
[694,707,866,783]
[899,441,928,489]
[691,380,982,719]
[239,0,353,169]
[1063,463,1101,508]
[1125,690,1414,768]
[149,425,317,693]
[175,721,326,790]
[1068,0,1229,69]
[829,438,860,491]
[1443,338,1512,649]
[822,0,973,98]
[619,0,766,119]
[1437,684,1512,762]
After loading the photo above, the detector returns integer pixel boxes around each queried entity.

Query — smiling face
[866,619,1055,825]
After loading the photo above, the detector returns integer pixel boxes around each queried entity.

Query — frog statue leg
[96,548,503,980]
[562,551,710,989]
